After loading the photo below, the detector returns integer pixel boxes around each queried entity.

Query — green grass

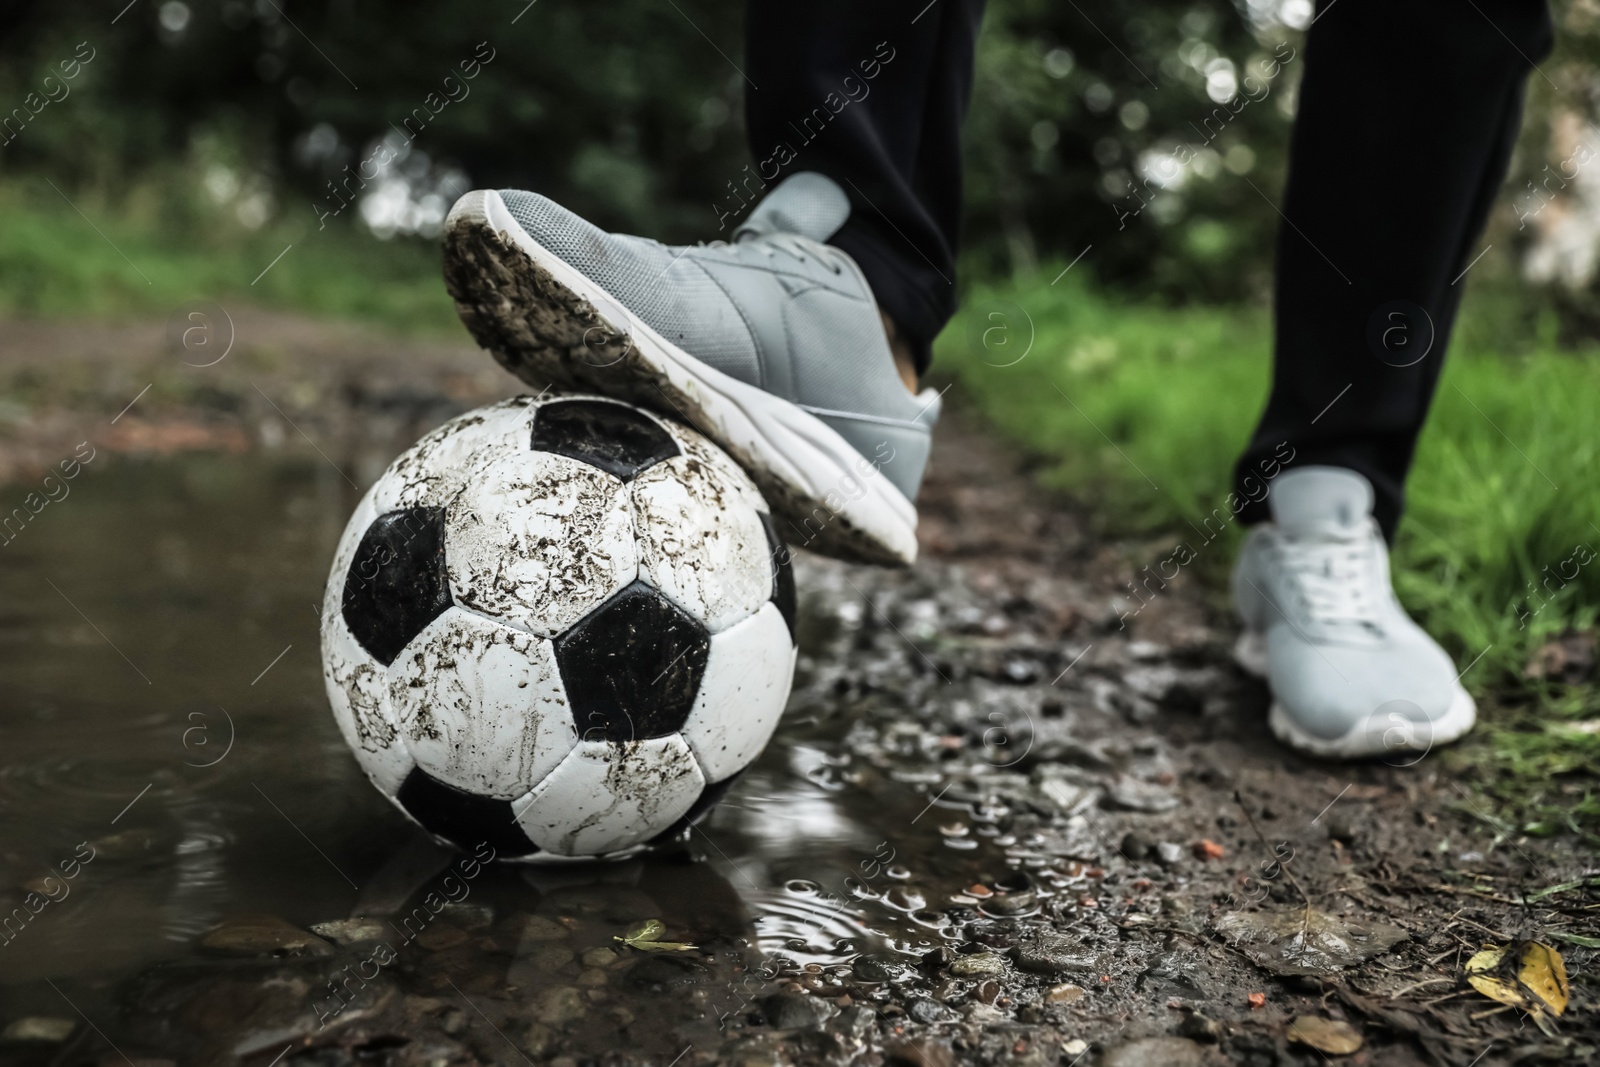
[0,176,459,332]
[937,271,1600,834]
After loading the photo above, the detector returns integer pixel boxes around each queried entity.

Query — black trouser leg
[1234,0,1553,541]
[743,0,985,372]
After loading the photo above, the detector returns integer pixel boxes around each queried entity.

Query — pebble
[828,1004,876,1041]
[441,902,494,929]
[1120,832,1153,860]
[414,924,468,950]
[853,953,912,983]
[1106,775,1180,813]
[2,1017,75,1042]
[1139,952,1208,1000]
[533,986,587,1026]
[510,914,570,941]
[1101,1037,1209,1067]
[1062,1039,1088,1056]
[906,997,959,1025]
[198,914,332,958]
[1156,842,1187,866]
[310,917,389,945]
[1009,930,1100,976]
[1044,984,1085,1004]
[761,991,836,1030]
[983,890,1037,915]
[580,946,618,968]
[1177,1011,1222,1042]
[948,952,1006,978]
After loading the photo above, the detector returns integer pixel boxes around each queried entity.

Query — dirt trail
[2,311,1595,1066]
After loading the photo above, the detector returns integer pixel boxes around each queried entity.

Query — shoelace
[686,232,843,274]
[1274,527,1385,632]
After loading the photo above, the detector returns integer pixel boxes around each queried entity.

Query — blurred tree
[0,0,1595,327]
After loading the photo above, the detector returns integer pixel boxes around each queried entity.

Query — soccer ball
[319,394,797,860]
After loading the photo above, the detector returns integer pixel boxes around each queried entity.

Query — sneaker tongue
[1269,466,1374,535]
[734,172,850,243]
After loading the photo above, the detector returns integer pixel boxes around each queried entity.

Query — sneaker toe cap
[1264,627,1460,742]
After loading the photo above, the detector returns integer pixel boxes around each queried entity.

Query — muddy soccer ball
[319,394,797,859]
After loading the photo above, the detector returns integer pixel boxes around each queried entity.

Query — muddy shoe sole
[441,190,919,567]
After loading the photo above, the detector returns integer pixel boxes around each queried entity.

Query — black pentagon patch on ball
[553,580,710,743]
[531,399,680,481]
[759,513,797,641]
[395,767,539,858]
[342,508,453,666]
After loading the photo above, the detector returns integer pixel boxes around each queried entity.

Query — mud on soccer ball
[319,394,797,860]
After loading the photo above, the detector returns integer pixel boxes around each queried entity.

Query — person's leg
[744,0,986,374]
[1234,0,1554,540]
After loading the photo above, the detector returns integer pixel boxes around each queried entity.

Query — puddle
[0,453,1017,1062]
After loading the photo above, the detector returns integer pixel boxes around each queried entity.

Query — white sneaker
[1231,466,1475,760]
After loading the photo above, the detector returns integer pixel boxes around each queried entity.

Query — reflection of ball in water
[319,395,797,860]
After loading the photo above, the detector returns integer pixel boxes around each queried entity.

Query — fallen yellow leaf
[1465,941,1569,1034]
[1517,942,1569,1016]
[1286,1015,1363,1055]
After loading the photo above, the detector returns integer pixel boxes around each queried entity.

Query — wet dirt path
[0,313,1594,1066]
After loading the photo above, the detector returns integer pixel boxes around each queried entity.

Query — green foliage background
[0,0,1594,321]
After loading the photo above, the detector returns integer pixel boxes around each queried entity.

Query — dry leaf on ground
[1286,1015,1363,1055]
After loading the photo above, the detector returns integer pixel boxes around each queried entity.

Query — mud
[0,313,1596,1066]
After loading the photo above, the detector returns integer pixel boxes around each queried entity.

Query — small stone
[1193,839,1226,861]
[1120,832,1153,860]
[1323,813,1358,844]
[627,954,710,990]
[1044,983,1085,1004]
[441,902,494,929]
[533,986,587,1025]
[310,917,389,945]
[580,946,619,968]
[1102,1037,1209,1067]
[1139,952,1208,1000]
[1009,930,1100,976]
[414,924,468,950]
[509,914,570,941]
[885,1039,955,1067]
[199,914,332,958]
[2,1017,75,1042]
[1155,842,1186,866]
[906,997,959,1025]
[528,944,576,971]
[761,991,835,1030]
[854,953,912,983]
[521,1021,555,1057]
[574,967,609,988]
[1062,1039,1088,1056]
[1177,1011,1222,1042]
[1286,1015,1363,1054]
[949,951,1006,977]
[983,890,1037,915]
[1107,776,1179,813]
[828,1004,876,1040]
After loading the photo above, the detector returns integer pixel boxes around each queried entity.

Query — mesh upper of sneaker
[497,190,763,383]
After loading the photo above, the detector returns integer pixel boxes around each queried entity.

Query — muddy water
[0,453,1021,1063]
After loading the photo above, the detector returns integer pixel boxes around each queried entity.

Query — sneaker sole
[1233,631,1477,761]
[441,190,920,567]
